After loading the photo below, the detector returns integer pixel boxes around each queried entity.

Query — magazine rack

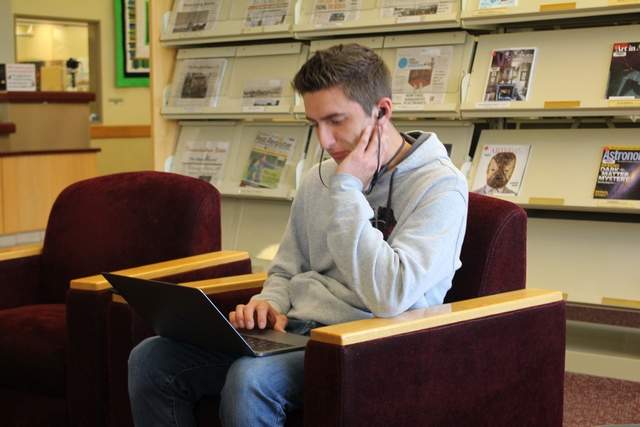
[460,24,640,118]
[293,33,475,120]
[173,121,307,201]
[160,0,296,46]
[293,0,460,39]
[467,128,640,214]
[461,0,640,26]
[381,32,475,119]
[162,42,309,120]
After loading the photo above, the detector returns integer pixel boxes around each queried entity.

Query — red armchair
[0,171,252,427]
[107,193,565,426]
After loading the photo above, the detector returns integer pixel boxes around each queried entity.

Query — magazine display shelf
[468,129,640,215]
[160,0,296,46]
[293,0,460,39]
[161,42,309,120]
[460,25,640,119]
[292,33,475,120]
[461,0,640,27]
[173,121,307,201]
[381,32,475,120]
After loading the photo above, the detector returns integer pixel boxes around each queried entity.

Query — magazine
[241,131,296,189]
[242,79,284,107]
[175,138,230,185]
[171,0,221,33]
[478,0,516,9]
[392,46,453,107]
[312,0,361,25]
[245,0,290,27]
[593,146,640,201]
[483,48,536,102]
[471,144,531,196]
[170,57,227,108]
[605,42,640,100]
[380,0,454,18]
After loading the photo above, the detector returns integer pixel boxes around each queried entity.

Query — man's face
[486,157,515,189]
[303,86,374,164]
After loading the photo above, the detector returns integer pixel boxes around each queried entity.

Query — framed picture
[114,0,150,87]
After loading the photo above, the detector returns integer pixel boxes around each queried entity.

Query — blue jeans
[128,319,319,427]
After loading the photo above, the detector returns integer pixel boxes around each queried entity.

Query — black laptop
[103,273,309,357]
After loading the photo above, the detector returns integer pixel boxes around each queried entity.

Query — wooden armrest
[111,271,267,304]
[71,250,250,291]
[310,288,563,346]
[0,243,43,262]
[183,271,267,294]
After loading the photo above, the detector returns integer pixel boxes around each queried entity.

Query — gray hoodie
[253,131,468,325]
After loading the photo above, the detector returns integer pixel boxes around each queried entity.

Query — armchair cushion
[445,193,527,302]
[0,304,66,396]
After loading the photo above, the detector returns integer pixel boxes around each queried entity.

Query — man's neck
[384,127,412,172]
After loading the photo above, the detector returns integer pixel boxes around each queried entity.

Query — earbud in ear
[377,107,387,119]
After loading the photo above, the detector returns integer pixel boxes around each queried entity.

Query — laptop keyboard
[242,335,294,352]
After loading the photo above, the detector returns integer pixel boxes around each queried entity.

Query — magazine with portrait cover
[605,42,640,100]
[170,57,227,108]
[380,0,454,18]
[483,48,536,102]
[392,46,453,108]
[170,0,221,33]
[471,144,531,196]
[478,0,516,9]
[245,0,290,27]
[240,131,296,189]
[312,0,361,25]
[593,146,640,201]
[173,138,230,185]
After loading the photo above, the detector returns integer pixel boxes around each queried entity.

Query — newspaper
[478,0,516,9]
[171,0,221,33]
[392,46,453,107]
[471,144,531,196]
[175,138,230,185]
[245,0,290,27]
[606,42,640,100]
[483,48,536,102]
[593,146,640,200]
[381,0,453,18]
[312,0,361,25]
[242,79,284,107]
[241,131,296,189]
[171,58,227,108]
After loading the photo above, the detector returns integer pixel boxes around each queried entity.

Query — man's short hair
[292,43,391,115]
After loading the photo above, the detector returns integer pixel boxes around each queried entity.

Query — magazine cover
[312,0,361,25]
[483,48,536,102]
[241,132,296,189]
[171,0,221,33]
[605,42,640,100]
[471,144,531,196]
[175,139,230,185]
[245,0,290,27]
[478,0,516,9]
[171,58,227,108]
[593,146,640,200]
[380,0,453,18]
[392,46,453,107]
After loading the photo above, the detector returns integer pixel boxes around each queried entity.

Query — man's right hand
[229,299,288,332]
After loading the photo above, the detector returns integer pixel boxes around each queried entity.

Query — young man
[128,44,468,426]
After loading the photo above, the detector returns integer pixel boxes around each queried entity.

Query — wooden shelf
[0,91,95,103]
